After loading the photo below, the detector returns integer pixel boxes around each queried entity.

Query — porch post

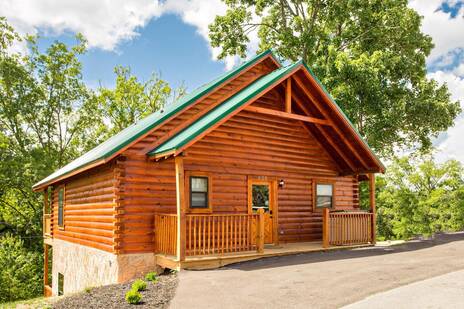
[285,78,292,113]
[175,156,186,261]
[369,173,376,245]
[322,208,330,248]
[257,208,265,253]
[43,244,49,295]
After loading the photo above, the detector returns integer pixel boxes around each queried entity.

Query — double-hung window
[315,182,334,209]
[190,176,209,209]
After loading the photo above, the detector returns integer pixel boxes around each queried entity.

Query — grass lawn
[1,296,54,309]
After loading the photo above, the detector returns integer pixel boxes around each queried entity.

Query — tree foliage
[209,0,461,156]
[376,156,464,240]
[0,234,43,303]
[88,66,185,146]
[0,18,180,302]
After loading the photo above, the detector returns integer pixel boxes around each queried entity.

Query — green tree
[89,66,184,145]
[0,18,180,302]
[209,0,461,156]
[0,234,43,302]
[377,156,464,240]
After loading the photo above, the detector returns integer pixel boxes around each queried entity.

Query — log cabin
[34,50,385,296]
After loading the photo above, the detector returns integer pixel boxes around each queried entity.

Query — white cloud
[0,0,164,51]
[409,0,464,63]
[0,0,261,70]
[428,70,464,163]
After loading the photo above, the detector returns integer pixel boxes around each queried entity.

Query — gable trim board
[32,50,280,191]
[148,61,385,174]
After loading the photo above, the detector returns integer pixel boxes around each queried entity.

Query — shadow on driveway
[227,232,464,271]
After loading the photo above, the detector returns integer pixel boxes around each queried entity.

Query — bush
[125,289,142,304]
[0,234,43,302]
[145,272,157,282]
[131,279,147,291]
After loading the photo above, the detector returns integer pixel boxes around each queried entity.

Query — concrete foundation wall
[51,239,158,296]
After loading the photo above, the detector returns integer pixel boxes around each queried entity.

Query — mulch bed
[53,271,178,309]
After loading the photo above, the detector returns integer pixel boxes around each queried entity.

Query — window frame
[312,180,335,211]
[186,172,212,213]
[58,186,65,229]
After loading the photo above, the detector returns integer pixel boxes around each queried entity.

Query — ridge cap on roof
[33,49,280,190]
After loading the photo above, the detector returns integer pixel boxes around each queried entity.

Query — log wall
[50,163,117,253]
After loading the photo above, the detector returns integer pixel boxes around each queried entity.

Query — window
[315,183,334,209]
[58,188,64,227]
[58,273,64,296]
[190,176,209,209]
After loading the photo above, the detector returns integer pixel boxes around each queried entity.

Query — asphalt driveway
[170,233,464,309]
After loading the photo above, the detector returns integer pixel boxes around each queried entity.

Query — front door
[248,180,275,244]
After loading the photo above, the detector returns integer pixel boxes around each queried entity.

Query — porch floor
[155,241,373,270]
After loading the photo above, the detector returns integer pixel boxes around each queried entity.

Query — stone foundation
[51,239,159,296]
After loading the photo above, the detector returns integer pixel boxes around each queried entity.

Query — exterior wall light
[279,179,285,188]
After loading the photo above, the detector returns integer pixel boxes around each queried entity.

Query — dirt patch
[53,271,177,309]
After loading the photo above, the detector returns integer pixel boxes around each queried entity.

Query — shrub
[0,234,43,302]
[125,289,142,304]
[145,272,157,282]
[84,287,93,293]
[131,279,147,291]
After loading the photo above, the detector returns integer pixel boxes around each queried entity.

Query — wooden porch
[154,208,375,270]
[152,157,378,270]
[156,240,372,270]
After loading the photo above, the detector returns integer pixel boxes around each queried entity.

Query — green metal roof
[33,50,280,189]
[149,60,384,172]
[148,61,302,156]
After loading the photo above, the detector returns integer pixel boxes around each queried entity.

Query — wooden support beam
[257,208,265,253]
[291,94,357,171]
[285,78,292,113]
[369,173,376,245]
[244,106,332,126]
[292,75,370,170]
[175,156,186,261]
[322,208,330,248]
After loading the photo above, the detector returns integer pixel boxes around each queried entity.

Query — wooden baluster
[234,216,237,252]
[221,216,226,254]
[207,216,210,254]
[323,208,330,248]
[202,216,205,255]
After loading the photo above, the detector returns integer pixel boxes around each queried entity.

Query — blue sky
[37,14,226,91]
[2,0,464,163]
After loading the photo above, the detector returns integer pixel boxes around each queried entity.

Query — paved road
[170,233,464,309]
[343,269,464,309]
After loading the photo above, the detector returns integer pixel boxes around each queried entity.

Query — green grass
[0,296,52,309]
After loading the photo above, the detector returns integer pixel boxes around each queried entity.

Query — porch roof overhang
[147,62,385,175]
[32,50,281,191]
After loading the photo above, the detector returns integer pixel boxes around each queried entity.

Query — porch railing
[154,211,263,257]
[186,213,258,256]
[323,209,374,247]
[43,214,52,237]
[154,214,178,256]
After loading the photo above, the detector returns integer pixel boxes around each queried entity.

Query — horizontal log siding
[51,163,116,252]
[182,102,359,243]
[115,61,276,254]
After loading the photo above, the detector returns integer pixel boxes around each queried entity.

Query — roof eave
[32,50,282,189]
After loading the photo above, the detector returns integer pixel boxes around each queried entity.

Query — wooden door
[248,179,275,244]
